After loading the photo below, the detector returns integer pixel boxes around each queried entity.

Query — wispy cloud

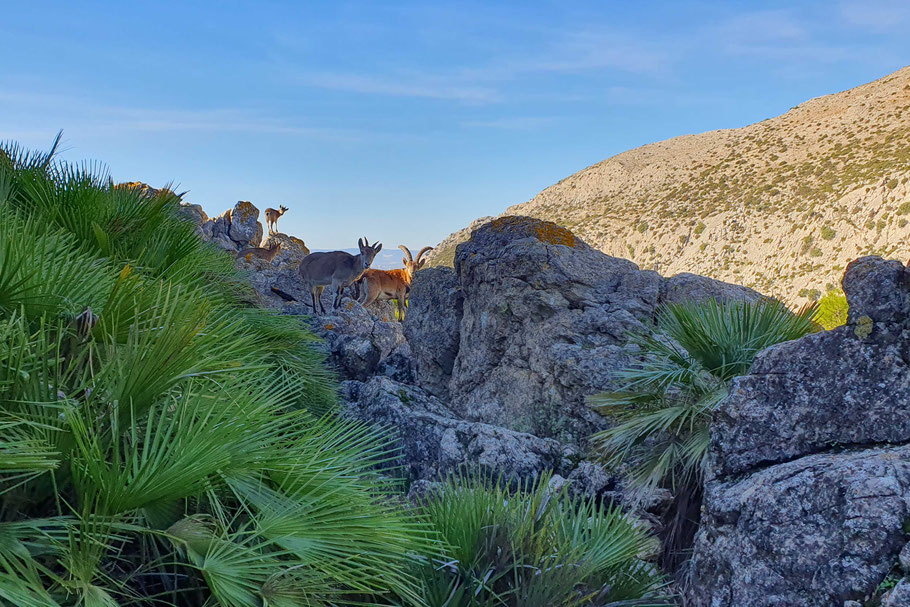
[287,24,673,105]
[297,72,501,103]
[0,91,362,142]
[460,116,559,130]
[839,0,910,32]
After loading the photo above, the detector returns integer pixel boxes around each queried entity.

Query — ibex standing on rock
[264,205,288,234]
[298,237,382,314]
[358,245,432,320]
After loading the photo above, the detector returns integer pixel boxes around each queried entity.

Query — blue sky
[1,1,908,249]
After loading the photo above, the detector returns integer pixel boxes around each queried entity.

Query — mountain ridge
[428,66,910,302]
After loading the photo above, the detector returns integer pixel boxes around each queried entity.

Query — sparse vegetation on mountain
[426,67,910,302]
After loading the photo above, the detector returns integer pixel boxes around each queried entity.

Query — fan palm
[416,473,669,607]
[589,298,817,569]
[0,136,432,606]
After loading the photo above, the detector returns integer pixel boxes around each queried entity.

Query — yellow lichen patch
[235,200,258,222]
[489,216,578,248]
[324,324,335,330]
[345,301,355,310]
[854,315,874,338]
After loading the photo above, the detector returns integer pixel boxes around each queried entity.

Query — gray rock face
[691,255,910,606]
[660,272,764,306]
[402,267,461,400]
[447,216,662,443]
[341,377,570,483]
[844,256,910,326]
[308,301,410,382]
[708,328,910,478]
[885,579,910,607]
[692,445,910,607]
[227,201,264,248]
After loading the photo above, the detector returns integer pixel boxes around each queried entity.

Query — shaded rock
[708,328,910,478]
[448,216,662,443]
[176,202,208,226]
[843,256,910,330]
[901,541,910,573]
[885,579,910,607]
[406,479,443,506]
[228,200,264,248]
[659,272,764,306]
[308,301,410,381]
[707,255,910,479]
[402,267,461,399]
[691,255,910,606]
[341,377,570,483]
[692,445,910,607]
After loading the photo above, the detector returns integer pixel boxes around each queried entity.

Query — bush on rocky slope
[589,298,817,569]
[415,472,668,607]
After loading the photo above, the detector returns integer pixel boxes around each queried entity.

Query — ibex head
[279,205,288,214]
[358,236,382,268]
[399,245,433,277]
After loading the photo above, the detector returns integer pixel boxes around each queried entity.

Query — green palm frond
[591,298,816,496]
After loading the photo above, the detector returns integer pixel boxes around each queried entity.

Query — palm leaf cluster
[416,473,669,607]
[0,137,432,606]
[590,298,818,495]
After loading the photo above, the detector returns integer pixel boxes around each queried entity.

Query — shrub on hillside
[815,289,849,330]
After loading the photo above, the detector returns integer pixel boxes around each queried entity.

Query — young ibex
[236,241,282,263]
[264,205,288,234]
[298,237,382,314]
[358,245,432,320]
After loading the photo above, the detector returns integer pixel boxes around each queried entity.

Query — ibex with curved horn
[358,245,432,320]
[298,236,382,314]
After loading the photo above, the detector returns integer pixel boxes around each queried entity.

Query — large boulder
[691,445,910,606]
[402,267,461,400]
[227,200,264,248]
[691,256,910,606]
[341,376,570,483]
[447,216,662,443]
[261,232,310,268]
[659,272,764,306]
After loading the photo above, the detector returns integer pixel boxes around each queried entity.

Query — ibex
[264,205,288,234]
[298,237,382,314]
[358,245,432,320]
[236,241,282,263]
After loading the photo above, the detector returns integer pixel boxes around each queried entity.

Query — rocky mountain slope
[428,66,910,302]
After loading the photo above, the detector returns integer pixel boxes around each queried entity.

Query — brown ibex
[358,245,432,320]
[264,205,288,234]
[298,237,382,314]
[236,241,282,263]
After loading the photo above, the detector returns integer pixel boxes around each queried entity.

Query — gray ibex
[298,237,382,314]
[358,245,432,320]
[264,205,288,234]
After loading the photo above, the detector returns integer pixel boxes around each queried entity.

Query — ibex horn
[398,245,413,261]
[416,246,434,262]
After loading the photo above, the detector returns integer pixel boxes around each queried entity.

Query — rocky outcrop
[341,377,571,483]
[446,216,662,443]
[190,200,265,252]
[402,267,461,400]
[303,300,412,382]
[659,272,763,306]
[691,256,910,606]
